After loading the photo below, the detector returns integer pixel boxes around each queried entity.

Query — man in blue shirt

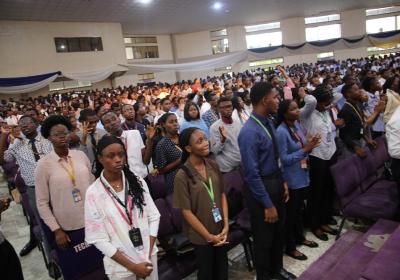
[238,82,296,280]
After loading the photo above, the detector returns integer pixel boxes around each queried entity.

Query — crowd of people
[0,52,399,280]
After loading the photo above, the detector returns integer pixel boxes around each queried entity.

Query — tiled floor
[0,181,355,280]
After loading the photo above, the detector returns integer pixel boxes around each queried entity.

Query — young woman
[155,113,182,194]
[179,101,210,138]
[35,115,94,248]
[276,100,320,260]
[85,135,160,280]
[232,96,250,125]
[173,127,229,280]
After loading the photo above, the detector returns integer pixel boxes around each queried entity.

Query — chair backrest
[154,198,175,236]
[330,156,362,207]
[148,175,167,200]
[353,149,379,192]
[369,136,390,170]
[165,195,183,232]
[223,169,245,218]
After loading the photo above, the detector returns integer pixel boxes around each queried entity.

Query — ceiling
[0,0,399,34]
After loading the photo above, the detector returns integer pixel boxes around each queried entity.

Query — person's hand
[1,125,11,136]
[264,207,278,223]
[367,140,378,150]
[283,182,289,203]
[335,118,345,128]
[219,126,227,142]
[298,87,306,99]
[54,228,71,249]
[304,134,321,153]
[129,262,153,278]
[375,100,386,113]
[0,197,11,214]
[145,124,156,140]
[355,147,367,158]
[150,168,159,176]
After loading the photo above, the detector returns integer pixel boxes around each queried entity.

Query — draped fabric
[368,30,400,49]
[63,65,129,83]
[0,72,60,94]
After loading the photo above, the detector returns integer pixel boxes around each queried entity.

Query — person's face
[97,106,108,117]
[163,114,179,135]
[112,106,121,116]
[122,105,135,120]
[272,76,280,87]
[223,90,233,99]
[218,101,233,118]
[24,110,39,122]
[237,97,245,109]
[18,117,37,137]
[284,101,300,122]
[69,117,77,128]
[348,84,363,101]
[188,105,199,120]
[85,115,98,133]
[48,124,70,149]
[185,130,209,157]
[209,95,218,108]
[311,77,320,87]
[69,108,75,118]
[61,107,69,117]
[138,105,146,116]
[162,100,172,112]
[98,143,126,174]
[263,89,280,114]
[102,112,122,135]
[11,108,18,115]
[391,77,399,91]
[371,78,382,92]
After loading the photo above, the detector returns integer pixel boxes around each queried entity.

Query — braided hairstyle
[95,135,146,214]
[178,127,200,184]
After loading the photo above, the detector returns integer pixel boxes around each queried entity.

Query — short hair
[18,115,37,125]
[78,108,97,123]
[203,90,214,102]
[99,110,116,125]
[121,104,133,111]
[41,115,72,139]
[111,103,120,110]
[311,84,333,103]
[183,101,200,121]
[160,98,169,105]
[362,77,376,92]
[250,82,274,106]
[277,99,293,124]
[341,83,356,97]
[218,96,232,107]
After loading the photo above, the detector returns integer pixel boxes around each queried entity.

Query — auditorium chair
[147,174,167,200]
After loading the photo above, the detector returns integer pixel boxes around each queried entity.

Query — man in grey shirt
[210,96,242,173]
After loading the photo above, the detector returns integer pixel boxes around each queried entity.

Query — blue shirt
[276,122,309,190]
[238,113,280,208]
[364,91,385,133]
[179,119,210,139]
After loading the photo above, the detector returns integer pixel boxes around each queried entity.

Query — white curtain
[63,65,129,83]
[0,73,59,94]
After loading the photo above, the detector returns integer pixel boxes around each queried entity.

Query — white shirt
[5,114,22,126]
[120,130,148,178]
[200,102,211,116]
[85,172,160,279]
[386,107,400,159]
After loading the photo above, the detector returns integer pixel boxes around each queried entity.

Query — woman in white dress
[85,135,160,280]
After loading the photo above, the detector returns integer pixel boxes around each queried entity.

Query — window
[366,6,400,16]
[126,46,159,59]
[246,32,282,49]
[249,58,283,67]
[215,66,232,71]
[49,80,92,91]
[210,29,227,37]
[124,37,157,44]
[366,16,397,33]
[211,38,229,54]
[317,52,334,59]
[305,24,341,41]
[54,37,103,53]
[305,14,340,25]
[138,73,155,81]
[245,22,280,33]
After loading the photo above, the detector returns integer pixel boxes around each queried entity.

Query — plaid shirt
[202,108,219,128]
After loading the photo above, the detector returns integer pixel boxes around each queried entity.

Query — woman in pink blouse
[35,115,94,249]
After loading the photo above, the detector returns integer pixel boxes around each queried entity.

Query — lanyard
[286,123,304,148]
[345,102,364,124]
[100,177,133,226]
[250,114,271,140]
[59,157,76,186]
[202,176,215,206]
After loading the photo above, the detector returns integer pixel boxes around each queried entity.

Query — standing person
[121,104,146,142]
[386,107,400,185]
[179,102,210,138]
[383,76,400,123]
[35,115,94,249]
[210,97,242,173]
[174,128,229,280]
[133,103,151,128]
[0,116,53,257]
[155,113,182,194]
[202,93,220,128]
[276,100,320,261]
[154,98,173,125]
[301,84,338,241]
[238,82,296,280]
[232,96,250,126]
[85,135,160,280]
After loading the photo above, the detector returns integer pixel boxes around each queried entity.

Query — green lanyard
[250,114,271,140]
[202,176,215,206]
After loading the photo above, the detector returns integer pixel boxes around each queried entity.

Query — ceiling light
[136,0,152,4]
[212,2,223,10]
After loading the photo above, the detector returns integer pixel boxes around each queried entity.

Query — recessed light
[136,0,152,4]
[212,2,223,10]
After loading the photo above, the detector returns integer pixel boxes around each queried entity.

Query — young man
[0,116,53,257]
[238,82,295,280]
[201,93,220,128]
[154,98,173,125]
[100,111,154,179]
[121,104,146,142]
[210,96,241,173]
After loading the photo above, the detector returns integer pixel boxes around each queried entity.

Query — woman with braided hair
[173,127,229,280]
[85,135,160,280]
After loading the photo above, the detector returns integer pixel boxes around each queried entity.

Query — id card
[360,128,364,135]
[129,228,144,249]
[301,159,308,170]
[212,207,222,223]
[72,188,82,203]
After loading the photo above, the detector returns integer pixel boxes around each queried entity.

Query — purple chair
[369,136,390,171]
[147,174,167,200]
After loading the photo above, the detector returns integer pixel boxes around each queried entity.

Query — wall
[0,21,126,77]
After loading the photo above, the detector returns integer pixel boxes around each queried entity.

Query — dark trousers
[307,156,335,231]
[193,244,228,280]
[245,173,285,279]
[371,131,384,139]
[392,158,400,186]
[0,240,24,280]
[285,188,306,253]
